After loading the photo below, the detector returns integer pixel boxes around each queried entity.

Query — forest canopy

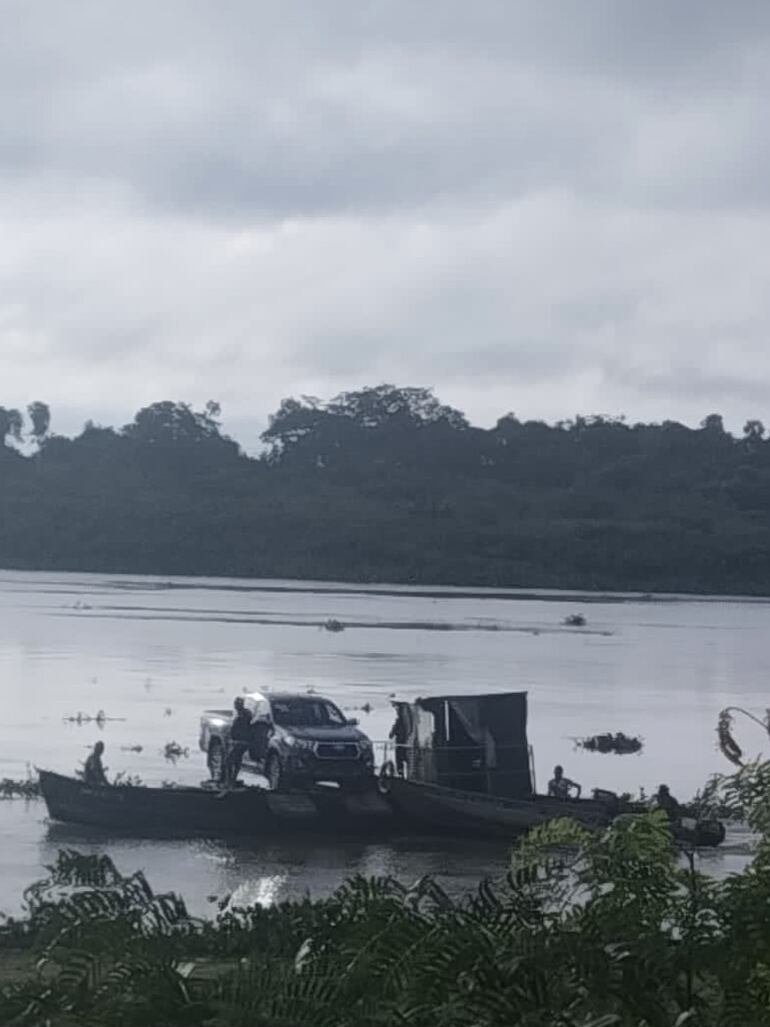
[2,386,770,594]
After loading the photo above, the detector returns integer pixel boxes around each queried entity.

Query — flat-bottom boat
[38,771,725,848]
[383,777,612,839]
[38,770,394,838]
[382,691,726,848]
[384,777,726,847]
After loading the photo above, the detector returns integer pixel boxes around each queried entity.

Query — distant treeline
[2,386,770,594]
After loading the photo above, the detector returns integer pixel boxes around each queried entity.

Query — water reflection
[0,570,768,914]
[37,816,512,918]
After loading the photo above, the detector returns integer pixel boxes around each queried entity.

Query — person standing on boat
[83,741,109,787]
[389,706,409,777]
[226,697,253,786]
[548,765,581,800]
[655,784,680,821]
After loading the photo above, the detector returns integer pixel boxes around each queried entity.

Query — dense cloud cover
[2,1,769,445]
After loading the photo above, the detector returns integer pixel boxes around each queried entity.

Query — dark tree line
[2,385,770,593]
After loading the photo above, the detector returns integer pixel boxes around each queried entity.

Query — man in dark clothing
[249,717,271,764]
[83,741,108,787]
[389,707,409,777]
[656,784,680,821]
[548,765,581,800]
[226,697,253,785]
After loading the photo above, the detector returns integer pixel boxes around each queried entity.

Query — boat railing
[373,740,536,795]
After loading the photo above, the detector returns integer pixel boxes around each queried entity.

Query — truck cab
[199,691,375,791]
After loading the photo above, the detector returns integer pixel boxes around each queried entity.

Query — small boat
[384,778,725,847]
[38,770,393,838]
[382,693,725,847]
[673,816,725,848]
[384,778,615,839]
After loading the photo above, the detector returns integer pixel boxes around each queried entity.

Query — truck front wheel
[266,753,283,791]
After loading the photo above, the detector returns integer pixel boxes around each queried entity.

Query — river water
[0,570,763,915]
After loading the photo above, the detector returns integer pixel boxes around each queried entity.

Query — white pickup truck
[199,690,375,791]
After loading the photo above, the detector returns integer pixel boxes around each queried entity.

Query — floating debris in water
[343,702,373,714]
[564,613,587,627]
[120,745,144,753]
[576,732,643,755]
[63,710,126,725]
[164,707,173,717]
[322,618,345,633]
[163,741,190,763]
[0,776,40,799]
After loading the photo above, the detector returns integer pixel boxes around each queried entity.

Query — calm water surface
[0,570,762,915]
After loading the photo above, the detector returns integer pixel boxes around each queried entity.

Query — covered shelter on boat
[391,691,534,799]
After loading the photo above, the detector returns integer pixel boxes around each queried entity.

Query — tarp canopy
[395,692,533,799]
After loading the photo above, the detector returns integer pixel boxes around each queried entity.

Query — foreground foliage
[1,764,770,1026]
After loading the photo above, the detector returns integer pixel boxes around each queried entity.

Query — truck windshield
[271,699,347,728]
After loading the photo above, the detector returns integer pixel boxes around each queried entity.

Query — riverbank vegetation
[1,764,769,1025]
[4,386,770,593]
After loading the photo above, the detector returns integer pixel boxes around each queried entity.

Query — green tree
[4,773,770,1025]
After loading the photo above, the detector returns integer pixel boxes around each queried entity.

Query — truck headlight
[285,736,314,751]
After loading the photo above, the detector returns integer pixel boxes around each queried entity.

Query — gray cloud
[1,1,770,447]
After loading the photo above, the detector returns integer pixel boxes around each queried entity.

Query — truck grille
[315,742,359,760]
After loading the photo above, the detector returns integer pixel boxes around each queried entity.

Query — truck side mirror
[347,717,359,727]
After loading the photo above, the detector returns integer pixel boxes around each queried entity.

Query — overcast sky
[2,1,770,447]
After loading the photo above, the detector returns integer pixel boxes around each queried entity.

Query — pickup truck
[199,690,375,791]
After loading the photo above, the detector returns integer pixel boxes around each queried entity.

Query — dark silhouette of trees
[123,400,225,446]
[0,406,23,445]
[744,419,765,442]
[26,401,50,442]
[3,385,770,593]
[0,401,49,451]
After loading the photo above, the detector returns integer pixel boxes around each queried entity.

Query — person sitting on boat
[548,765,581,800]
[83,741,109,787]
[655,783,680,821]
[226,697,253,786]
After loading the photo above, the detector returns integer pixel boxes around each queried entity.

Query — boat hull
[385,778,613,839]
[38,772,725,848]
[385,779,726,847]
[38,770,393,838]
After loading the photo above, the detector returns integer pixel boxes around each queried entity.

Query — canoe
[38,770,394,838]
[384,778,726,847]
